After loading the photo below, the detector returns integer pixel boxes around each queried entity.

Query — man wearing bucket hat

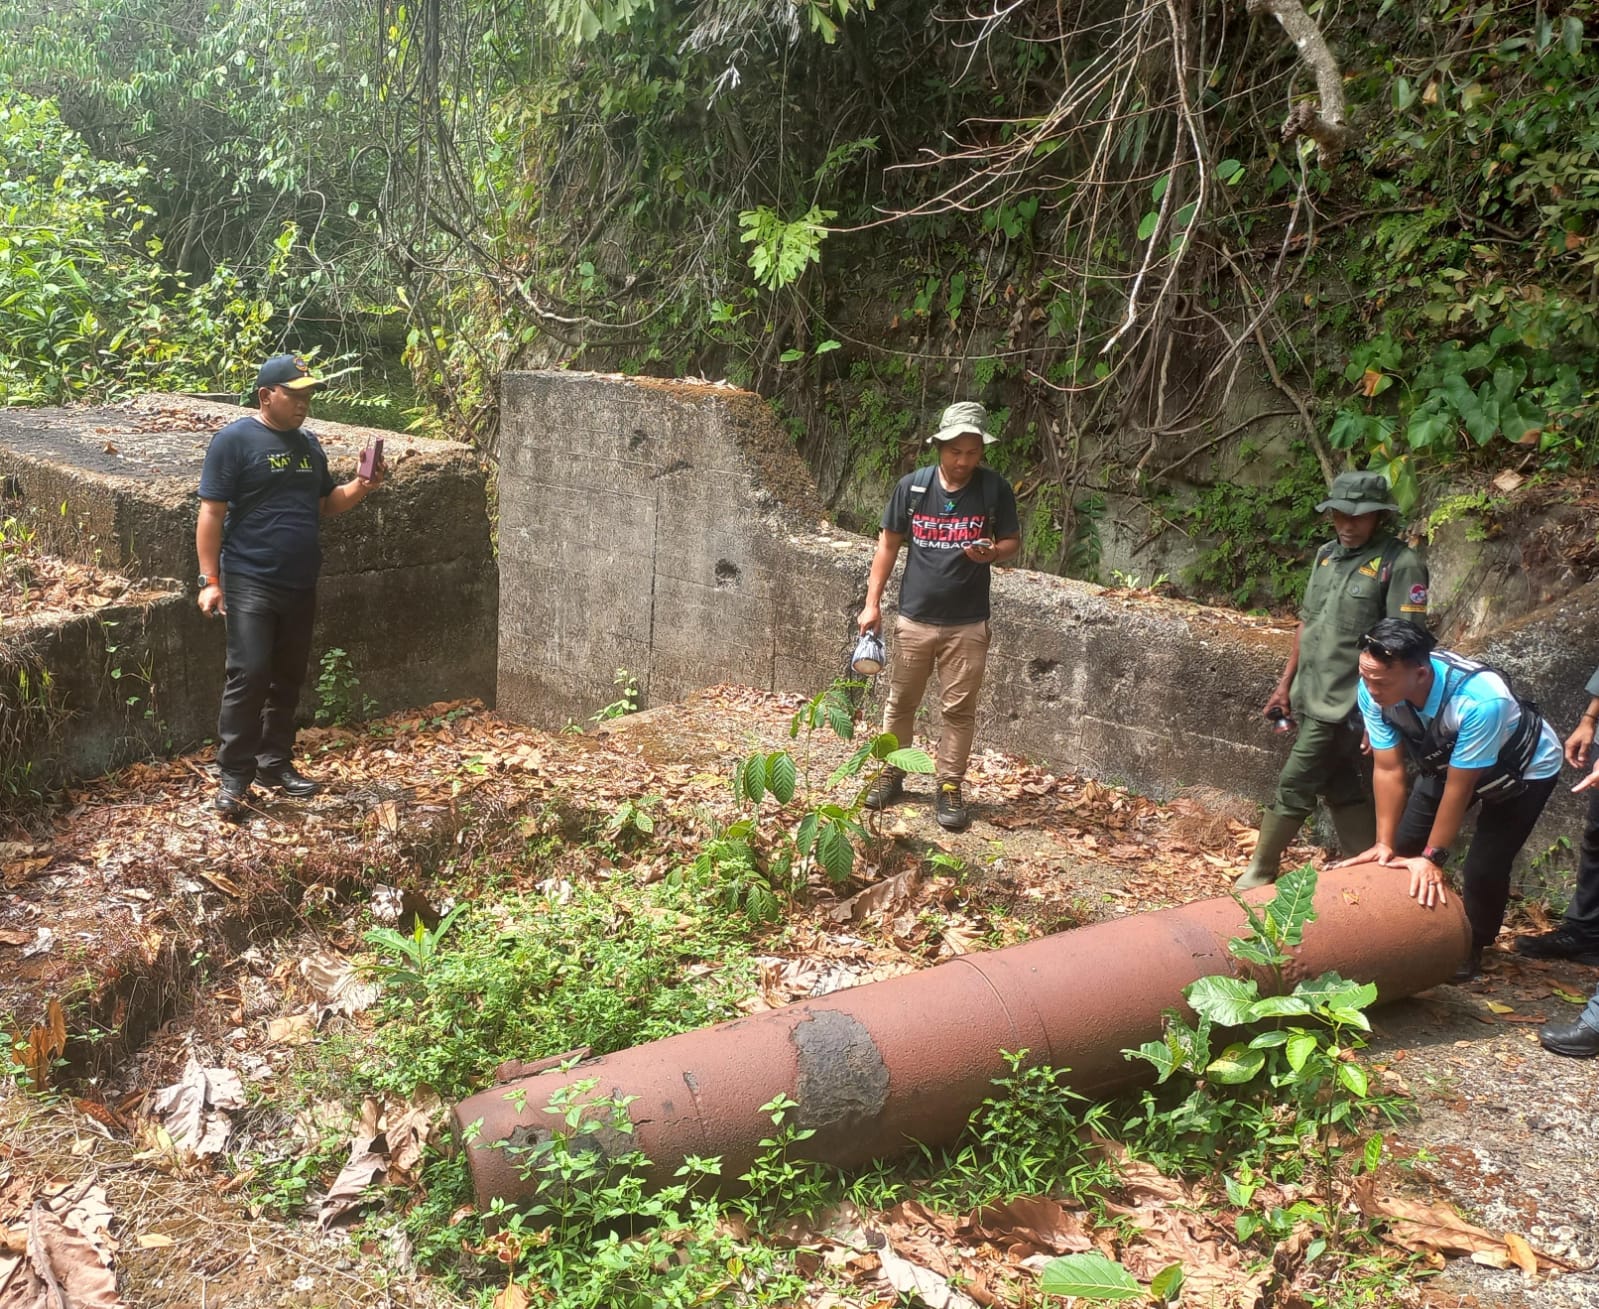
[856,401,1021,831]
[1234,469,1429,890]
[195,353,387,819]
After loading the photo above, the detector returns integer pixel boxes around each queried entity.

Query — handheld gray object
[851,631,886,676]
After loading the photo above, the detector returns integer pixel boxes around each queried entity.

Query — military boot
[1233,811,1304,891]
[1326,801,1376,861]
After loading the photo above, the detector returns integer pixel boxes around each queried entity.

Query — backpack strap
[905,465,939,524]
[906,464,1001,537]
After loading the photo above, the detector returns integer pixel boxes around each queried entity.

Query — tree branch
[1247,0,1351,164]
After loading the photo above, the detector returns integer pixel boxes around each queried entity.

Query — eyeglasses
[1357,634,1400,660]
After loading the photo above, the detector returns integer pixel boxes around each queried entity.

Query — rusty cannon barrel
[454,864,1468,1207]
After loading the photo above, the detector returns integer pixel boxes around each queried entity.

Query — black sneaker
[1513,926,1599,965]
[1539,1016,1599,1059]
[1452,946,1485,983]
[214,782,251,820]
[256,765,321,798]
[863,767,906,811]
[935,781,969,832]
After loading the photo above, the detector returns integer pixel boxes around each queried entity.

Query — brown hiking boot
[863,767,906,811]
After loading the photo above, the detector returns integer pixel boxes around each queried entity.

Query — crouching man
[1336,618,1561,981]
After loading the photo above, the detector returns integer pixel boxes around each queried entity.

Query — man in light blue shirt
[1336,617,1561,981]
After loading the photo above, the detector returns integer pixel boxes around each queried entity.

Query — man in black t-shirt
[856,401,1021,831]
[196,354,387,818]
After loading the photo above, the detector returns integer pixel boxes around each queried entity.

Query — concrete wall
[0,593,222,794]
[0,396,497,786]
[498,370,1599,899]
[499,371,1292,800]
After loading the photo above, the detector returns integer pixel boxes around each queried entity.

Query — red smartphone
[358,438,383,480]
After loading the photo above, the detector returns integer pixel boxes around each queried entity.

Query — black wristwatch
[1421,845,1451,867]
[197,572,215,590]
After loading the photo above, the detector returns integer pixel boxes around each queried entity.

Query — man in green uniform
[1234,471,1430,890]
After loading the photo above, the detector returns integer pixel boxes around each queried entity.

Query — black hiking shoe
[214,781,251,820]
[935,780,969,832]
[1451,946,1485,983]
[1514,926,1599,965]
[256,764,321,798]
[863,767,906,811]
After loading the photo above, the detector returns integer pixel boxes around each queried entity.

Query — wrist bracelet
[1584,713,1598,724]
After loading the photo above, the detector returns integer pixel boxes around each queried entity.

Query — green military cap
[1315,470,1398,515]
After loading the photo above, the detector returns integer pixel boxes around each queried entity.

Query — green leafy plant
[1122,866,1398,1244]
[730,680,933,885]
[314,646,376,726]
[591,668,640,723]
[738,204,836,290]
[361,903,466,988]
[736,1093,832,1224]
[351,881,753,1101]
[484,1079,807,1308]
[603,794,658,848]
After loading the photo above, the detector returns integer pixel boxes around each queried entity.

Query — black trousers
[1563,788,1599,943]
[217,572,317,786]
[1393,771,1561,950]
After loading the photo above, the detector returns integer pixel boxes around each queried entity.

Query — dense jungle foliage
[0,0,1595,602]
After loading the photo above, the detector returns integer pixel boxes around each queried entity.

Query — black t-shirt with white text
[197,416,336,590]
[882,465,1020,625]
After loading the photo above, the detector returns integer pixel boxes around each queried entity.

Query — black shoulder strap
[978,466,1000,534]
[906,465,940,521]
[907,465,1001,534]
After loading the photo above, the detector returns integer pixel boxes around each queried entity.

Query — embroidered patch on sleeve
[1401,583,1429,613]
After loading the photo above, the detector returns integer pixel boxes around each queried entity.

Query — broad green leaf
[884,747,934,773]
[766,751,797,804]
[1248,994,1312,1019]
[817,820,853,883]
[795,811,819,856]
[1337,1062,1369,1097]
[1285,1030,1319,1072]
[1137,210,1159,241]
[1127,1036,1182,1083]
[1039,1251,1144,1299]
[1230,937,1279,968]
[1184,975,1259,1027]
[1362,1133,1384,1173]
[1248,1029,1289,1049]
[1206,1042,1266,1084]
[1216,159,1243,184]
[736,754,765,804]
[1150,1262,1185,1302]
[1266,864,1318,944]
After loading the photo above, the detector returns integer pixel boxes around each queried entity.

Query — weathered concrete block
[0,395,497,775]
[498,371,1291,800]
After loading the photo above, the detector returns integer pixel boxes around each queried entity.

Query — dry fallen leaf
[135,1233,175,1249]
[492,1282,531,1309]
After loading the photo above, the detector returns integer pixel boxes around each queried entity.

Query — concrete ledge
[499,371,1292,801]
[0,396,498,786]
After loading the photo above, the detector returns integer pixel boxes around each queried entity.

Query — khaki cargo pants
[882,616,991,782]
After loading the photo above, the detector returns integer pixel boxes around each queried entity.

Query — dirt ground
[3,686,1598,1307]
